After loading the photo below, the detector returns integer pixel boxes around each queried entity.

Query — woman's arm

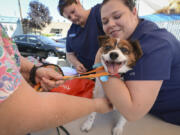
[95,48,162,121]
[66,52,87,73]
[101,78,162,121]
[0,78,112,135]
[20,56,34,82]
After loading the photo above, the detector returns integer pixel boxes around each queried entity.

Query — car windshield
[39,36,56,44]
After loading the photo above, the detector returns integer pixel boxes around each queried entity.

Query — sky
[0,0,103,22]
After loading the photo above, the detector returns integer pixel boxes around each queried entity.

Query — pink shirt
[0,25,22,103]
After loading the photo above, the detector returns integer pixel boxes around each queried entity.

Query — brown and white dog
[156,0,180,14]
[81,35,143,135]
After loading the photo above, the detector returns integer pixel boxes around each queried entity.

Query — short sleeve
[124,40,172,80]
[95,4,105,35]
[66,34,73,53]
[0,25,22,103]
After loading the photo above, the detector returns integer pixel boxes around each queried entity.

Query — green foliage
[26,0,52,30]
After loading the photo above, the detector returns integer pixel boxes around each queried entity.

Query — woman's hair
[102,0,136,11]
[57,0,77,16]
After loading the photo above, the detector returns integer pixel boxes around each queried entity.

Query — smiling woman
[101,0,138,39]
[95,0,180,126]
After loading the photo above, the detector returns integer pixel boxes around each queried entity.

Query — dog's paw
[112,126,123,135]
[80,119,94,132]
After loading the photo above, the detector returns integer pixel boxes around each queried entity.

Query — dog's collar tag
[100,76,109,82]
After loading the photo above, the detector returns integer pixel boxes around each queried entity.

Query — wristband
[29,63,64,85]
[29,65,41,85]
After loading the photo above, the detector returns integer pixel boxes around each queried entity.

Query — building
[0,16,23,37]
[41,22,71,38]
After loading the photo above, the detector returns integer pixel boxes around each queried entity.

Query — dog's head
[98,35,143,75]
[156,0,180,14]
[168,0,180,14]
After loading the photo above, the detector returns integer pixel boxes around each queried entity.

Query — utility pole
[18,0,23,21]
[18,0,24,33]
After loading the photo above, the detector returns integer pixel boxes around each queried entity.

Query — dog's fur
[81,36,143,135]
[156,0,180,14]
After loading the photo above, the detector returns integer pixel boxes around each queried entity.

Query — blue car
[12,34,66,59]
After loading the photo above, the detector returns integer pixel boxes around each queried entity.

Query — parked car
[50,34,63,41]
[12,34,66,59]
[55,37,67,45]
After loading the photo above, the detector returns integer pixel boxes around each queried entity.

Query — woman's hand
[75,63,87,73]
[35,67,64,91]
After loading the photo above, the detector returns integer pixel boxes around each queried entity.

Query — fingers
[46,68,64,80]
[76,64,87,73]
[41,77,64,91]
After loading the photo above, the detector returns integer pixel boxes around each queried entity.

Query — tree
[27,0,52,32]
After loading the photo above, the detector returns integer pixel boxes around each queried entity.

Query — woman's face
[101,0,139,39]
[63,3,83,26]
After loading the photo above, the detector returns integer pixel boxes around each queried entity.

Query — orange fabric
[50,78,94,99]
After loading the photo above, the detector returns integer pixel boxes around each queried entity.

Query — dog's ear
[98,35,110,47]
[130,40,143,60]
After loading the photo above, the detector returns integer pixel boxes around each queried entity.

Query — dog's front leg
[112,115,127,135]
[80,112,97,132]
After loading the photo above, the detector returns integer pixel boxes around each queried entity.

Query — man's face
[101,0,138,39]
[63,3,83,25]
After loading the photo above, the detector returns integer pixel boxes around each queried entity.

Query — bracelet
[29,65,41,85]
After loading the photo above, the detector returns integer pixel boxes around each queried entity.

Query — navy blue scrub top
[66,4,105,70]
[124,19,180,125]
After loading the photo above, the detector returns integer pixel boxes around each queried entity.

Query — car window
[15,36,27,42]
[39,36,56,44]
[27,36,38,44]
[57,37,66,43]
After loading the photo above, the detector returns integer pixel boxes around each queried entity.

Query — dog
[156,0,180,14]
[80,35,143,135]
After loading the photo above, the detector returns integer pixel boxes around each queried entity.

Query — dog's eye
[104,46,112,51]
[120,47,129,54]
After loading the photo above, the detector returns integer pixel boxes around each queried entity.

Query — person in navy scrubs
[58,0,105,73]
[95,0,180,125]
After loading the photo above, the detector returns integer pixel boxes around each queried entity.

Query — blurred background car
[50,34,63,41]
[12,34,66,59]
[55,37,67,45]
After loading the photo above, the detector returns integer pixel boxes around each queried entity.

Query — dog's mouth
[104,59,126,75]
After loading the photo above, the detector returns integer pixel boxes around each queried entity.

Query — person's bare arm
[19,56,34,82]
[66,52,87,73]
[101,78,162,121]
[0,78,111,135]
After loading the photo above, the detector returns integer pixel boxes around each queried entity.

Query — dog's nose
[110,52,118,60]
[170,9,175,14]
